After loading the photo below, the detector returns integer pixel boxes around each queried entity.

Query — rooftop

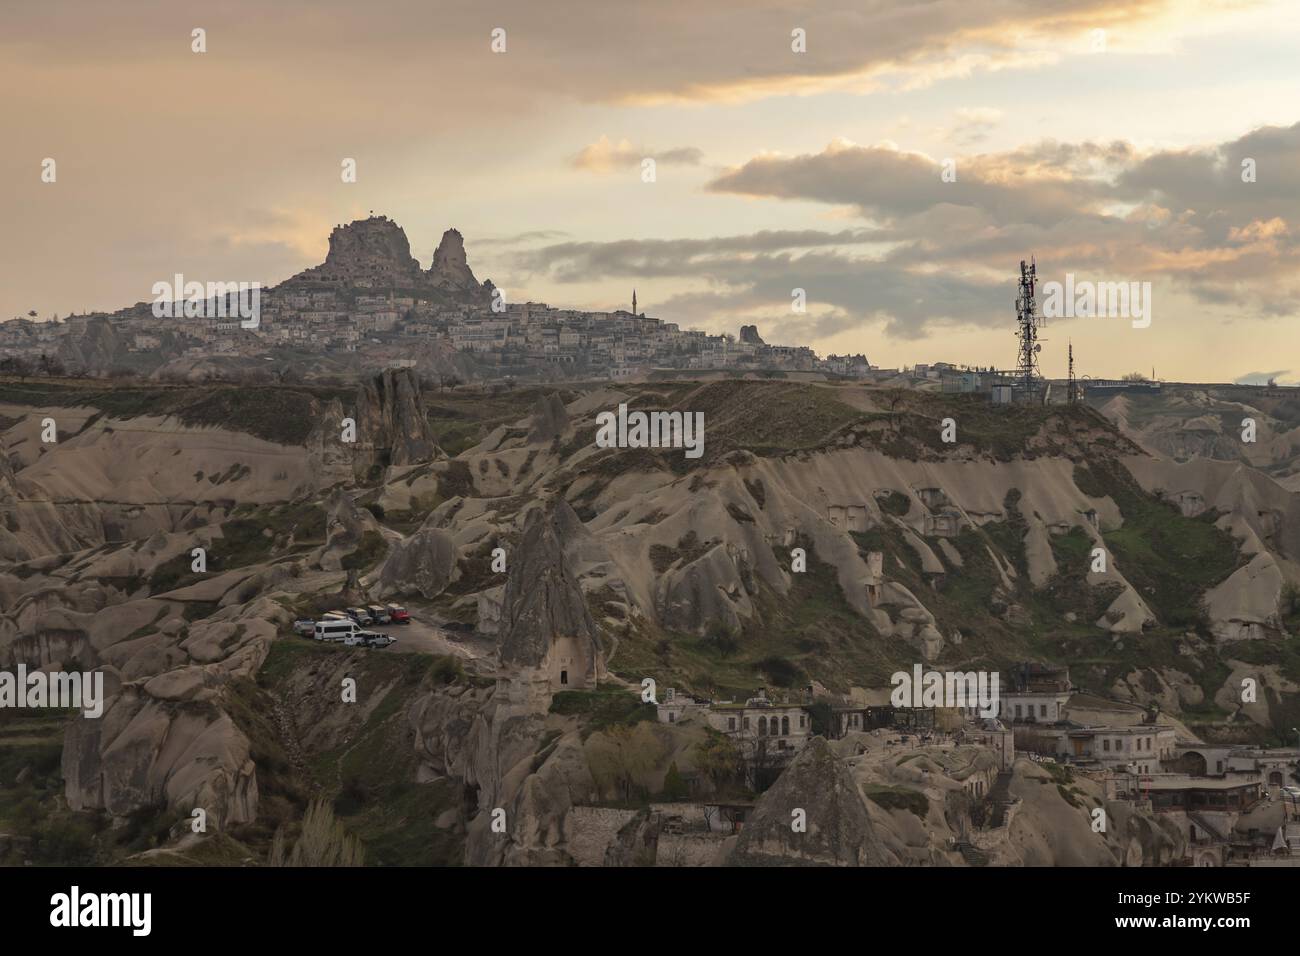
[1129,773,1263,791]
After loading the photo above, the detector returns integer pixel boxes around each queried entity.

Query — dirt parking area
[369,615,493,662]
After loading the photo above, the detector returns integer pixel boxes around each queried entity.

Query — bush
[703,622,739,657]
[660,762,689,801]
[334,776,370,816]
[429,656,465,685]
[549,687,656,736]
[1282,582,1300,619]
[341,530,388,572]
[756,655,804,688]
[876,490,911,516]
[34,818,97,864]
[806,700,835,737]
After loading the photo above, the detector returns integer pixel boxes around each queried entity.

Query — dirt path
[271,693,315,791]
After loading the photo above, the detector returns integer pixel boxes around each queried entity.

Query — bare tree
[742,737,778,792]
[0,355,33,379]
[887,391,904,433]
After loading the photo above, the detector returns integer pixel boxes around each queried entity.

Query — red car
[385,604,411,624]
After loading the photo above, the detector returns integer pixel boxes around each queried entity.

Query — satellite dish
[1034,344,1042,352]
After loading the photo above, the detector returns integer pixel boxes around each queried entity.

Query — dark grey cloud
[513,234,1003,341]
[511,229,878,282]
[706,142,1105,228]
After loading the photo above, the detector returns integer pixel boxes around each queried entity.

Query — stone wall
[655,833,729,867]
[565,806,639,866]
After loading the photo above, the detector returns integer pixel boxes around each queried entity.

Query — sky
[3,0,1299,383]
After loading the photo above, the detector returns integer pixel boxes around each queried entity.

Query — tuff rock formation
[728,736,895,866]
[375,525,457,599]
[498,498,602,688]
[527,392,570,444]
[428,228,480,292]
[351,367,441,479]
[305,215,422,285]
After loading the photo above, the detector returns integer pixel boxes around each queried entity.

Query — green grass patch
[1076,461,1242,627]
[549,686,657,738]
[341,529,389,573]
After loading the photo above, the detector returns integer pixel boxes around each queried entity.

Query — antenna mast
[1015,258,1043,396]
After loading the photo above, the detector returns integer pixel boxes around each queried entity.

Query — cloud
[505,119,1300,346]
[475,230,572,247]
[512,228,879,281]
[704,124,1300,324]
[0,0,1192,108]
[511,230,1004,341]
[571,136,704,172]
[947,107,1003,146]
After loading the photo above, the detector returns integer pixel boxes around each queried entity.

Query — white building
[999,690,1071,724]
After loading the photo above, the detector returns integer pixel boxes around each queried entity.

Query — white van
[314,619,359,643]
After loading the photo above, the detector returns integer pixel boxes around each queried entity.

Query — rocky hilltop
[1092,384,1300,491]
[314,215,422,284]
[287,216,493,303]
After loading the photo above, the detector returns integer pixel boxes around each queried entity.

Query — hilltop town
[0,215,869,385]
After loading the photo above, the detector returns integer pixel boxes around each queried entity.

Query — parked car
[365,633,396,648]
[346,607,373,626]
[343,632,369,647]
[385,604,411,625]
[1283,786,1300,800]
[322,611,349,622]
[292,619,316,637]
[366,604,391,625]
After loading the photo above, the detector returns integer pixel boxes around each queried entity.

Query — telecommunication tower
[1014,258,1044,393]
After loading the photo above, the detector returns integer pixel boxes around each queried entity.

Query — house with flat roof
[1016,720,1178,774]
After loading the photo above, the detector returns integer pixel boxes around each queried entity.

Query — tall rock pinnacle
[428,228,480,291]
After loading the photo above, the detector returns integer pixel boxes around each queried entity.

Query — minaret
[632,289,637,317]
[1067,339,1078,403]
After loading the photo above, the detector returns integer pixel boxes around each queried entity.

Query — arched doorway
[1179,751,1208,776]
